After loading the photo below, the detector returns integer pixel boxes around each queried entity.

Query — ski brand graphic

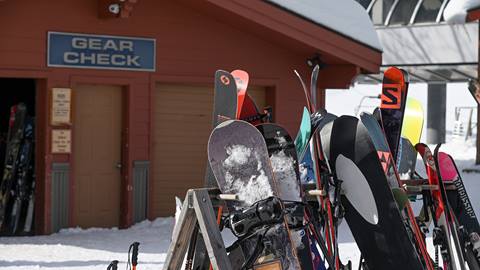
[381,84,402,109]
[377,151,391,172]
[453,177,477,219]
[335,154,379,225]
[220,75,230,85]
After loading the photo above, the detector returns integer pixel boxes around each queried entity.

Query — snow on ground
[0,218,175,270]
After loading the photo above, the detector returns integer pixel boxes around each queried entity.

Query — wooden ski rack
[163,188,232,270]
[400,179,457,194]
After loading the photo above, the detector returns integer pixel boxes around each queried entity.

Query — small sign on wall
[51,88,72,126]
[52,129,72,154]
[47,32,156,71]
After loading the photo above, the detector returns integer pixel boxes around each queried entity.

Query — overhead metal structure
[353,0,479,84]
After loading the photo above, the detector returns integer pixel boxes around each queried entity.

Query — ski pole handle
[107,260,118,270]
[131,242,140,267]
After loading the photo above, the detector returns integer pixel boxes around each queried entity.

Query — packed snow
[270,150,301,202]
[223,144,273,206]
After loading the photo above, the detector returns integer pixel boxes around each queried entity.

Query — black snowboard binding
[227,196,284,238]
[470,232,480,259]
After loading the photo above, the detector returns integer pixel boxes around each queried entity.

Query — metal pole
[477,104,480,164]
[427,83,447,144]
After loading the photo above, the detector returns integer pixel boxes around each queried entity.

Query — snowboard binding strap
[227,196,284,238]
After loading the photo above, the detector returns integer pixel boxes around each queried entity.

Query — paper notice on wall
[51,88,72,125]
[52,129,71,154]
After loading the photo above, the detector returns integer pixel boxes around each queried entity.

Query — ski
[401,97,424,147]
[437,151,480,269]
[380,67,409,161]
[0,103,27,230]
[416,143,466,270]
[9,117,34,234]
[231,69,249,119]
[294,65,342,269]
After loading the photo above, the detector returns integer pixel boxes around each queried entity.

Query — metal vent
[51,163,69,232]
[133,161,149,223]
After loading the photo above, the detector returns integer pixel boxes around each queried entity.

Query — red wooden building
[0,0,381,234]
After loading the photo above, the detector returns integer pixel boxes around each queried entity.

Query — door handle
[116,162,122,169]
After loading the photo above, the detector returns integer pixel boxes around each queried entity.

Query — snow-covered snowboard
[208,120,300,269]
[257,123,315,270]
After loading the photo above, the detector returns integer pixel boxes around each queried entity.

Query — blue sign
[48,32,155,71]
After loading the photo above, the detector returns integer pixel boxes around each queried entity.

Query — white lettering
[103,40,118,51]
[63,52,79,63]
[119,41,133,52]
[97,53,110,65]
[80,53,96,64]
[72,38,87,49]
[89,38,102,50]
[126,55,140,66]
[111,55,126,66]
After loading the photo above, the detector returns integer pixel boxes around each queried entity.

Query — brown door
[73,84,122,228]
[153,84,266,216]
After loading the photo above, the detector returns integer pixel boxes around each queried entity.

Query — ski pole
[107,260,118,270]
[127,242,140,270]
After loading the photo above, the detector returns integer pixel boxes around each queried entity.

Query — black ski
[0,103,27,231]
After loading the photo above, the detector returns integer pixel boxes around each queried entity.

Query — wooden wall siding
[0,0,366,232]
[152,84,266,216]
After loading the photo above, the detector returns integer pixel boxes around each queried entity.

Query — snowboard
[0,103,27,230]
[438,151,480,269]
[322,115,426,270]
[295,108,337,163]
[416,143,467,270]
[295,107,311,161]
[257,123,315,270]
[196,70,239,270]
[208,119,300,269]
[360,112,434,270]
[401,97,424,147]
[204,70,238,189]
[380,67,409,161]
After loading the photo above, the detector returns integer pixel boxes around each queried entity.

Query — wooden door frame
[0,69,48,234]
[69,76,130,228]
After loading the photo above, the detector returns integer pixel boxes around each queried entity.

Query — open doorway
[0,78,36,236]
